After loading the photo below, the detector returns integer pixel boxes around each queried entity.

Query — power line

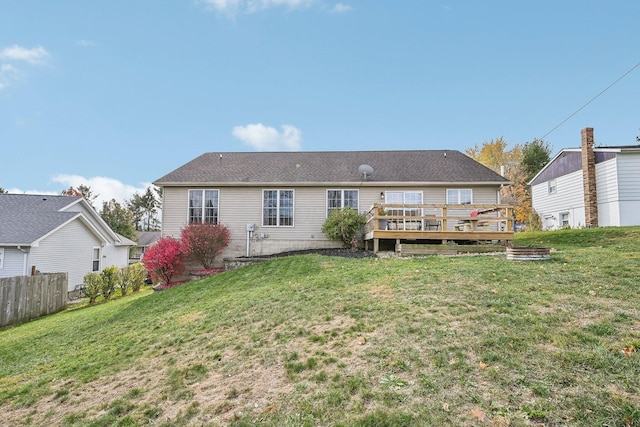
[540,60,640,140]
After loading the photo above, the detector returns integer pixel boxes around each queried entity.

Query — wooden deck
[363,203,514,253]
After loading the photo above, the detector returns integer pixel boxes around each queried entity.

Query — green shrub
[82,272,103,304]
[124,263,147,293]
[119,268,131,296]
[101,266,121,301]
[321,207,366,249]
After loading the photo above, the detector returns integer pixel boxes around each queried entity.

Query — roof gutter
[154,180,512,187]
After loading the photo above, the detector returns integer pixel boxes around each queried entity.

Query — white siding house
[530,127,640,230]
[0,194,136,293]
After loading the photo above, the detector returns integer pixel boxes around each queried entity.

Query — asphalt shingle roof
[0,194,81,245]
[154,150,509,185]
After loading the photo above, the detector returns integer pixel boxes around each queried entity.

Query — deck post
[373,238,379,253]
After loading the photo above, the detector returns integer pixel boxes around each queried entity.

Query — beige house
[154,150,512,261]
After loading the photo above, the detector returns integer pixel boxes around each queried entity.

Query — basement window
[560,212,569,228]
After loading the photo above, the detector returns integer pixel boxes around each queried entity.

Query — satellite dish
[358,164,374,180]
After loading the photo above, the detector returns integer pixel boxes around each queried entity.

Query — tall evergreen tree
[521,139,552,182]
[126,186,161,231]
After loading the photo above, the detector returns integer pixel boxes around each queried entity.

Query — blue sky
[1,1,639,206]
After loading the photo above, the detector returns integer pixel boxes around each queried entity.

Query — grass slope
[1,227,640,426]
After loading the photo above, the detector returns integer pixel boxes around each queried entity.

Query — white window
[560,212,569,227]
[548,179,557,194]
[446,189,472,204]
[385,191,423,229]
[327,190,359,217]
[0,248,4,269]
[92,247,100,272]
[263,190,294,227]
[189,189,219,224]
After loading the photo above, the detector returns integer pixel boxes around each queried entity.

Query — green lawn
[1,227,639,426]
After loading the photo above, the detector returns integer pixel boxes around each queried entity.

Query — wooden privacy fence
[0,273,68,328]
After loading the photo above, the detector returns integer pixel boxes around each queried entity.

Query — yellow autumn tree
[465,138,532,225]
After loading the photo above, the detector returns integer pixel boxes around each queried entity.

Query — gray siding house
[529,128,640,230]
[0,194,136,292]
[154,150,511,260]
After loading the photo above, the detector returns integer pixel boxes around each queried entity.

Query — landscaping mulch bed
[245,248,377,259]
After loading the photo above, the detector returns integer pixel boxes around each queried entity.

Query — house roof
[528,144,640,186]
[136,231,161,247]
[154,150,510,186]
[0,194,118,247]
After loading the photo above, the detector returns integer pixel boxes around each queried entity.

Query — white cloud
[50,174,151,207]
[0,45,50,65]
[331,3,353,13]
[199,0,311,14]
[232,123,302,151]
[75,39,96,47]
[0,64,19,90]
[0,45,49,90]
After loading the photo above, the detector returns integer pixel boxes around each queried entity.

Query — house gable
[0,194,135,291]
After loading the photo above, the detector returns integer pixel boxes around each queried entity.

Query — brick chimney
[581,127,598,227]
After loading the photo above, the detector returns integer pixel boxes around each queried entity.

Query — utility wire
[540,60,640,140]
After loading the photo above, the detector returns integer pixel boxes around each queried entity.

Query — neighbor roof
[154,150,510,186]
[528,144,640,186]
[0,194,110,246]
[136,231,161,247]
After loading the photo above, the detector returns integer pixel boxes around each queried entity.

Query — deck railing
[364,203,514,235]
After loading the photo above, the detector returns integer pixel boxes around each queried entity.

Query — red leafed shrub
[142,236,186,284]
[180,223,231,270]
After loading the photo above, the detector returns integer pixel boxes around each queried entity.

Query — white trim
[0,248,4,269]
[61,197,121,242]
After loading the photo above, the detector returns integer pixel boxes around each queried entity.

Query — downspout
[17,246,28,276]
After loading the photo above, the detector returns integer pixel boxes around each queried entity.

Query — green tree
[0,187,7,193]
[100,199,137,241]
[521,139,552,182]
[127,186,160,231]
